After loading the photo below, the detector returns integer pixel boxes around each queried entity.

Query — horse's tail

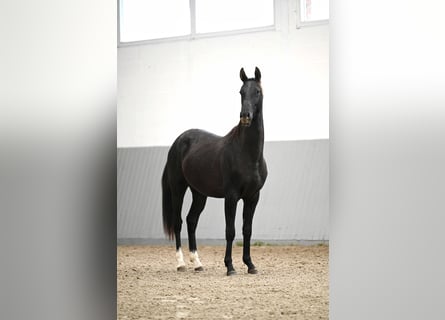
[162,165,175,240]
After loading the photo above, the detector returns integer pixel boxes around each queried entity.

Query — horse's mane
[226,125,240,138]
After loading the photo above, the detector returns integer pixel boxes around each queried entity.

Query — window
[195,0,274,34]
[299,0,329,25]
[119,0,191,42]
[119,0,275,44]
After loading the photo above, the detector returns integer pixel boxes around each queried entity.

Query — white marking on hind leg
[190,251,203,271]
[176,248,186,271]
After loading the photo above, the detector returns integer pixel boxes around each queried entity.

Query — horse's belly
[190,181,225,198]
[182,155,224,198]
[185,173,225,198]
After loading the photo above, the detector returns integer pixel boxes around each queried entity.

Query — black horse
[162,67,267,276]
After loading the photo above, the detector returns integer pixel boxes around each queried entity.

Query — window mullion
[190,0,196,37]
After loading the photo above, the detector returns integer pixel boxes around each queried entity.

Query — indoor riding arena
[118,0,329,319]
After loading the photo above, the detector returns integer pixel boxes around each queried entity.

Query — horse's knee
[242,225,252,238]
[225,227,235,241]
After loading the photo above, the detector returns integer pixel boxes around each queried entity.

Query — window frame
[296,0,329,29]
[118,0,277,47]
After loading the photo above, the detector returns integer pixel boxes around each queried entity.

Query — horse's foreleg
[242,191,260,274]
[224,195,238,276]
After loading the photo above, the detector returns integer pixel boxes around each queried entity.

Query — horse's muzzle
[240,116,251,127]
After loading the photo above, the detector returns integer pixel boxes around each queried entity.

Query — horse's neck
[237,113,264,161]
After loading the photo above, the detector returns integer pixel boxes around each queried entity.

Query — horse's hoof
[227,270,237,276]
[248,268,258,274]
[177,266,186,272]
[194,266,204,272]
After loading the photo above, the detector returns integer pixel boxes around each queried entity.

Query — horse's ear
[240,68,248,82]
[254,67,261,82]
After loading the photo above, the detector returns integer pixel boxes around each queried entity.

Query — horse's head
[239,67,263,127]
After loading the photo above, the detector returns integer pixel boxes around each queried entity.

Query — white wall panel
[117,140,328,242]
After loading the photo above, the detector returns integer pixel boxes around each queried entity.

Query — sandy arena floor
[118,244,328,319]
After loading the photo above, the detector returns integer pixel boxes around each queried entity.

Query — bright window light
[300,0,329,22]
[195,0,274,33]
[119,0,275,43]
[119,0,190,42]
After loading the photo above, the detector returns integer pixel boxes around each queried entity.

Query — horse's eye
[256,90,260,96]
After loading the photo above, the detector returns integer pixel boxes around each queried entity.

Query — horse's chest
[237,162,266,196]
[240,165,261,184]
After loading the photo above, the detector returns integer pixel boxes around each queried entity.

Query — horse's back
[180,129,221,146]
[167,129,217,159]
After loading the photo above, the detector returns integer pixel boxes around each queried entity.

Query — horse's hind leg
[186,189,207,271]
[171,184,187,271]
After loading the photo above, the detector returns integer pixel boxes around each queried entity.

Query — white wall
[118,0,329,147]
